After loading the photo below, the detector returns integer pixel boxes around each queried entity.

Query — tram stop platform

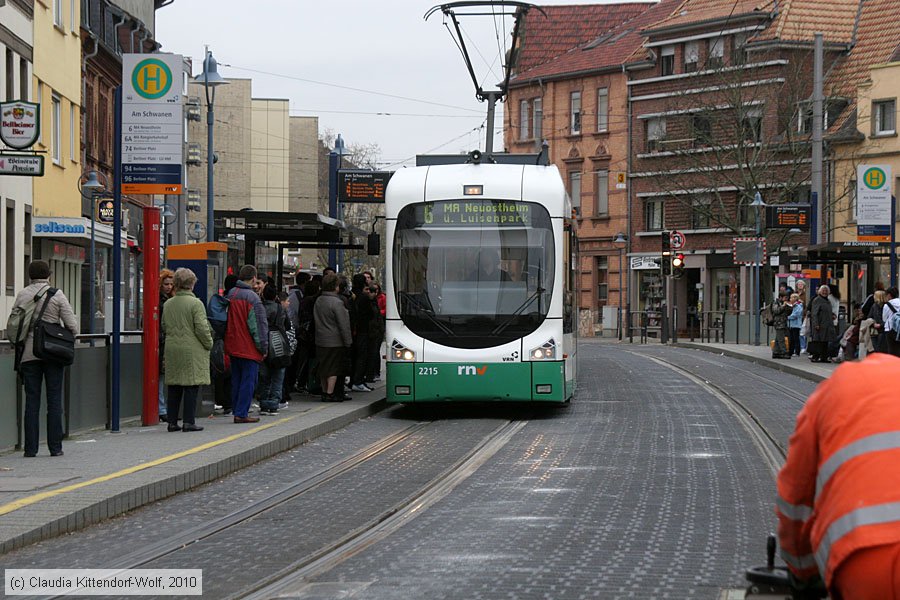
[0,387,386,555]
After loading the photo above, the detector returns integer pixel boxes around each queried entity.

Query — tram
[384,152,577,403]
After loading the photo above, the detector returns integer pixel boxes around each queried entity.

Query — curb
[674,342,829,384]
[0,399,386,555]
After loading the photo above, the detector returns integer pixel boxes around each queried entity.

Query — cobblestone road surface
[1,342,813,599]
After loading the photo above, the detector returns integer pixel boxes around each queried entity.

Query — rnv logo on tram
[457,365,489,376]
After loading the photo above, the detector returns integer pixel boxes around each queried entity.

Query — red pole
[142,206,161,425]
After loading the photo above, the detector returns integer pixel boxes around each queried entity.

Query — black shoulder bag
[33,288,76,366]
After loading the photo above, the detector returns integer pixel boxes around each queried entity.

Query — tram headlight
[529,339,557,360]
[391,339,416,362]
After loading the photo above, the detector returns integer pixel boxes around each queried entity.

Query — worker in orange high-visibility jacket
[777,352,900,599]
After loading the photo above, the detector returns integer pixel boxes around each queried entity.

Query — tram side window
[563,224,575,334]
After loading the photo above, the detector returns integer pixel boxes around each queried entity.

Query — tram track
[234,419,527,600]
[635,352,787,478]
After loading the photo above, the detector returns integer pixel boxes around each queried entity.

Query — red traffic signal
[672,253,685,268]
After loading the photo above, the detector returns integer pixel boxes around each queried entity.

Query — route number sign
[669,230,685,250]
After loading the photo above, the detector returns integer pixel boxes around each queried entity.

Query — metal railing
[1,332,145,452]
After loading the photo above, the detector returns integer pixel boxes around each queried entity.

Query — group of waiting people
[157,265,387,428]
[768,281,900,362]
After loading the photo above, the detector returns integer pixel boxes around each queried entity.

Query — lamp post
[751,192,766,346]
[613,232,627,340]
[195,48,228,243]
[78,170,109,335]
[328,134,350,269]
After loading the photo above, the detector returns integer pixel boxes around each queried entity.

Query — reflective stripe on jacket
[776,353,900,587]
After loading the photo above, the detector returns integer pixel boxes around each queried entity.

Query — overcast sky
[156,1,653,168]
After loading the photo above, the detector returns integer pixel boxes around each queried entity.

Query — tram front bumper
[386,361,566,402]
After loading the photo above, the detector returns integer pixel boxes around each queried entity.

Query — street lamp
[78,170,110,335]
[751,192,766,346]
[195,48,228,243]
[328,134,351,269]
[613,232,627,340]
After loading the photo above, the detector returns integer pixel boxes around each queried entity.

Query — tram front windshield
[394,200,554,349]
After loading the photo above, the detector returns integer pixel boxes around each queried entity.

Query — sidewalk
[673,340,838,383]
[0,386,386,555]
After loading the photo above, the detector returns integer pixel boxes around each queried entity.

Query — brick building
[626,0,862,333]
[506,2,665,335]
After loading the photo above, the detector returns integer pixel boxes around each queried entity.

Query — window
[797,102,813,134]
[596,87,608,132]
[738,199,754,228]
[708,37,724,69]
[741,107,763,142]
[71,0,78,32]
[5,203,14,292]
[646,117,666,152]
[5,49,13,101]
[732,32,750,65]
[873,99,896,136]
[570,91,582,135]
[54,0,63,27]
[52,94,61,163]
[692,114,712,144]
[644,199,664,231]
[19,58,28,101]
[849,180,857,221]
[533,97,543,141]
[596,257,609,305]
[660,45,675,76]
[519,99,530,140]
[684,41,700,72]
[23,207,31,290]
[595,170,609,216]
[70,104,76,161]
[569,171,582,214]
[691,195,711,229]
[36,81,43,143]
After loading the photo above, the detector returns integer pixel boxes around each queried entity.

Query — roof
[825,0,900,132]
[755,0,860,44]
[512,3,652,75]
[644,0,773,33]
[511,0,681,84]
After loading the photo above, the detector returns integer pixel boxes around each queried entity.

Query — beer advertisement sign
[0,101,40,150]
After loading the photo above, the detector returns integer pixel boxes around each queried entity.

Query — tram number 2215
[418,367,439,376]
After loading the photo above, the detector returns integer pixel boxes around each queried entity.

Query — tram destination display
[412,200,537,227]
[766,204,810,230]
[338,170,393,203]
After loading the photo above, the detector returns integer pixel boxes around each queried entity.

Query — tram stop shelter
[213,210,366,286]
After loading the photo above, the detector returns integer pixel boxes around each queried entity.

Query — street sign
[766,204,810,230]
[0,153,43,176]
[733,237,766,266]
[337,170,392,203]
[669,230,685,250]
[0,101,40,149]
[121,54,184,195]
[630,256,660,270]
[97,199,116,224]
[857,164,892,242]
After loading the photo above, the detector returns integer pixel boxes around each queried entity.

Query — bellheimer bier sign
[0,101,40,149]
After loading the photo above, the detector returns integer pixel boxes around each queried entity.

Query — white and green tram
[384,154,577,403]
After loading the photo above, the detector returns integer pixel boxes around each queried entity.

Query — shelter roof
[214,210,363,244]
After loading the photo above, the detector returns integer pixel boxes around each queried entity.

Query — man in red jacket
[224,265,269,423]
[777,353,900,599]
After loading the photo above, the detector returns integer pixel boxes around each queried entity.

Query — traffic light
[672,253,685,278]
[661,230,671,275]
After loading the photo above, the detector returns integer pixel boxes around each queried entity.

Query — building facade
[0,0,35,333]
[250,98,289,212]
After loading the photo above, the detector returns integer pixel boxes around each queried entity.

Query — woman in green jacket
[162,268,213,432]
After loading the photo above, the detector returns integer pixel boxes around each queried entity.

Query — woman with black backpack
[258,282,292,414]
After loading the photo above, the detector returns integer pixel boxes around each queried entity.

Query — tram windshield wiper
[398,291,455,336]
[490,287,546,336]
